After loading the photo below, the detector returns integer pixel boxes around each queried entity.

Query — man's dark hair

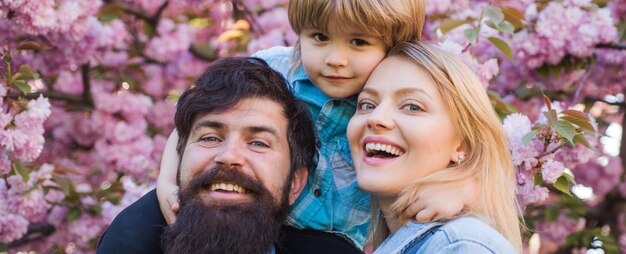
[174,57,316,175]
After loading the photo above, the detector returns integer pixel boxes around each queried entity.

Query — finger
[171,202,180,213]
[403,200,425,219]
[415,208,437,223]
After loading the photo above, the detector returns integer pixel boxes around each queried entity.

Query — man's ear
[288,167,308,205]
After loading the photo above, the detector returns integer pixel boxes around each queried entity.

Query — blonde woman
[347,41,522,253]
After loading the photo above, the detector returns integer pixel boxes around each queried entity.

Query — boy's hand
[402,178,478,222]
[157,129,183,224]
[157,182,179,224]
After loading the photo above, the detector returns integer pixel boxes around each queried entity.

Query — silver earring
[457,154,465,165]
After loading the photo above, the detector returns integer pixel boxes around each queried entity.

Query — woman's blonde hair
[287,0,425,69]
[370,41,523,252]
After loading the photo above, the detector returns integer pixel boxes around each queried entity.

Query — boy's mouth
[322,75,351,80]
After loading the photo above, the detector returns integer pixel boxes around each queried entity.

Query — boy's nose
[325,47,348,68]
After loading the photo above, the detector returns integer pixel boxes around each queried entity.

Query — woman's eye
[401,104,423,112]
[313,33,329,42]
[358,102,375,110]
[351,38,369,46]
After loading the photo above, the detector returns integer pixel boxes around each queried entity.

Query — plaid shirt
[254,47,371,248]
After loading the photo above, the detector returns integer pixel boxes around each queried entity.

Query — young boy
[157,0,471,249]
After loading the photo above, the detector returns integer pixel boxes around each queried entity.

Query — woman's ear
[288,167,308,205]
[451,145,466,165]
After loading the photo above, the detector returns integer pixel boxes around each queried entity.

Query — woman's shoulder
[424,216,517,253]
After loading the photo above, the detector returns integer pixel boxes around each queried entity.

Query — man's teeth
[365,143,404,156]
[209,183,246,193]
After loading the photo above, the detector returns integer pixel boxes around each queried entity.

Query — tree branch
[597,43,626,50]
[103,0,169,27]
[8,223,55,248]
[583,97,626,107]
[537,143,566,159]
[81,64,93,107]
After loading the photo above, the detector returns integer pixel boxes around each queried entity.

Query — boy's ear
[288,167,308,205]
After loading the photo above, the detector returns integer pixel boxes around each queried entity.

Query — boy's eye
[313,33,329,42]
[350,38,370,46]
[358,102,375,111]
[401,103,423,112]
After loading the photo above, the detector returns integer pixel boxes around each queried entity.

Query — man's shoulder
[277,226,363,254]
[96,189,166,254]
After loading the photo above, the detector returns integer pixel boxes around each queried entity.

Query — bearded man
[97,57,361,254]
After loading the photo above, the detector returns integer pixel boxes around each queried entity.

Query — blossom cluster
[0,89,51,174]
[512,0,618,69]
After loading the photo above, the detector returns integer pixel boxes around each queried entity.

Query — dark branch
[81,64,93,107]
[537,143,566,159]
[596,43,626,50]
[572,64,593,105]
[584,97,626,107]
[9,90,84,103]
[8,223,55,248]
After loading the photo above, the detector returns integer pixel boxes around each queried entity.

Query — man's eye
[250,141,269,148]
[351,38,370,46]
[313,33,329,42]
[358,102,375,110]
[401,104,423,112]
[200,136,221,142]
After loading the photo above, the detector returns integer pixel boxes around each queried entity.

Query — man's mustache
[184,165,267,198]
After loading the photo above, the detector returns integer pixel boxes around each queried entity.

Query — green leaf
[464,28,479,44]
[554,175,572,196]
[88,204,103,215]
[561,110,595,132]
[573,133,596,151]
[500,6,525,29]
[562,116,595,133]
[563,171,577,185]
[484,20,498,30]
[555,120,577,145]
[13,80,31,95]
[0,243,7,252]
[544,109,558,128]
[439,19,468,34]
[483,5,504,24]
[67,209,82,222]
[522,130,536,146]
[534,172,542,185]
[52,174,75,196]
[18,64,38,79]
[496,21,515,34]
[487,37,513,60]
[545,207,559,222]
[12,162,30,183]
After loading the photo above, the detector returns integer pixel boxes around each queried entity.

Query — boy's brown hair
[288,0,425,66]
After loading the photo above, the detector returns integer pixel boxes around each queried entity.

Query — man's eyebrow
[191,120,224,134]
[246,126,279,138]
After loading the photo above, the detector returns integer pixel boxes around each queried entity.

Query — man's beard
[162,165,292,254]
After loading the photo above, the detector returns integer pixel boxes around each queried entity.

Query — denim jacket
[374,216,517,254]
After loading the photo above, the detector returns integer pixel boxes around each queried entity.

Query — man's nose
[214,139,245,168]
[325,46,348,68]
